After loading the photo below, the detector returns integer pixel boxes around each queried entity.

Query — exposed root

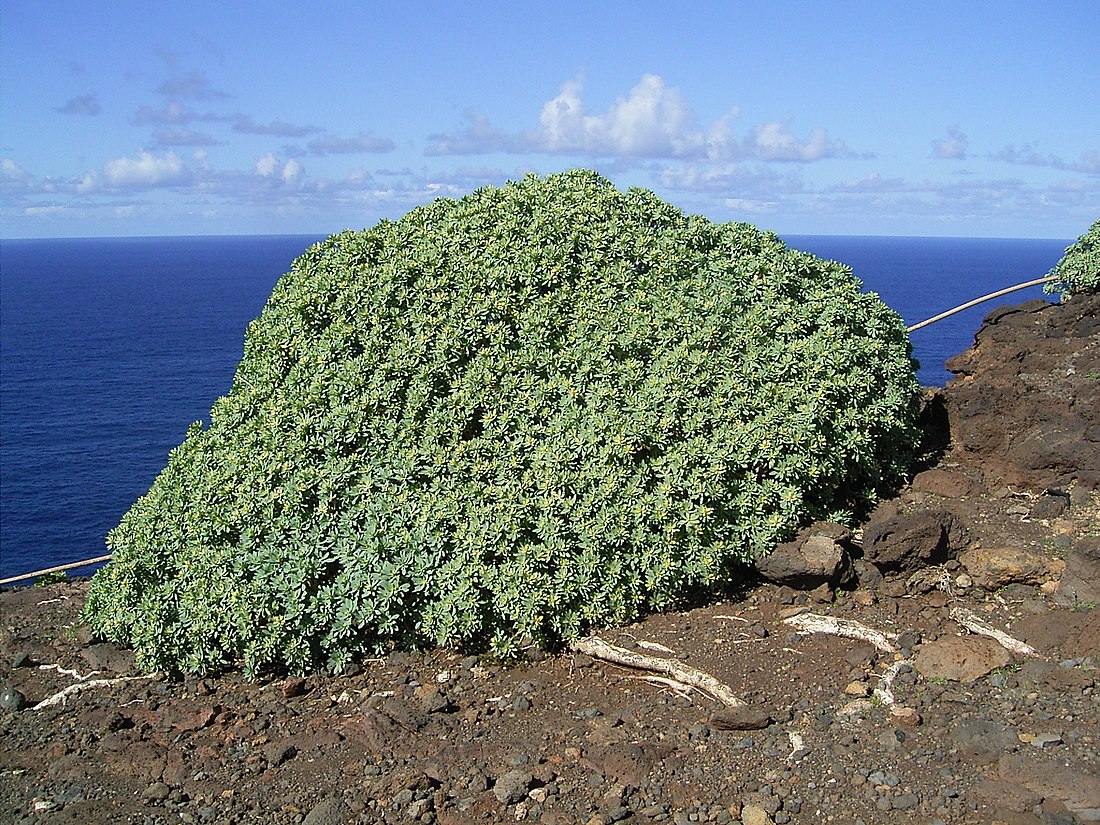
[873,659,912,706]
[33,675,156,711]
[38,663,100,682]
[636,640,677,655]
[782,613,899,654]
[634,675,698,702]
[571,636,745,708]
[950,607,1039,657]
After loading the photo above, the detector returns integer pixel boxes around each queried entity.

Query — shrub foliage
[1045,218,1100,300]
[84,171,921,675]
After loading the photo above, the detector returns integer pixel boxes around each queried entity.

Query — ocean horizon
[0,232,1071,580]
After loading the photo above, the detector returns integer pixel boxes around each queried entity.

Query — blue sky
[2,1,1097,239]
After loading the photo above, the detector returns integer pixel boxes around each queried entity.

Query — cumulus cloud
[427,74,849,165]
[307,132,395,155]
[156,71,229,100]
[103,150,190,188]
[233,116,321,137]
[931,126,968,160]
[743,121,850,162]
[282,159,303,185]
[534,74,705,157]
[255,153,304,187]
[2,159,29,181]
[54,94,101,116]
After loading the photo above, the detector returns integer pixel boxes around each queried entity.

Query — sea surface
[0,233,1071,580]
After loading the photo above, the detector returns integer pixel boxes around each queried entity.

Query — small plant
[34,571,67,586]
[1044,218,1100,300]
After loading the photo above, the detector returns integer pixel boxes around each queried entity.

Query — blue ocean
[0,233,1070,581]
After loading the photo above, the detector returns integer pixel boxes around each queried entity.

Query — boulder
[753,522,852,589]
[960,546,1051,590]
[861,507,966,575]
[913,635,1011,683]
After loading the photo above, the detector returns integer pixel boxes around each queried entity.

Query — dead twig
[570,636,745,708]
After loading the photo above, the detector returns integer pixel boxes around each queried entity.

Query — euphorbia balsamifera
[84,170,921,675]
[1045,218,1100,299]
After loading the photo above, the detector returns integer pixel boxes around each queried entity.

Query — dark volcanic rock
[861,506,966,574]
[1056,535,1100,607]
[944,292,1100,489]
[708,705,773,731]
[754,522,852,588]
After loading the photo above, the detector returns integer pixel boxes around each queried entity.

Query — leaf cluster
[1045,218,1100,300]
[83,170,921,676]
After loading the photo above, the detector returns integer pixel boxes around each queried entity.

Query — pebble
[0,684,27,711]
[709,706,772,731]
[739,803,773,825]
[493,769,534,804]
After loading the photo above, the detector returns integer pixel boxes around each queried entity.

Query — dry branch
[571,636,745,708]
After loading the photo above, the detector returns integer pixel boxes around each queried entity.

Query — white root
[571,636,745,708]
[782,613,899,654]
[950,607,1039,657]
[33,675,156,710]
[872,659,911,706]
[38,663,100,682]
[635,675,698,701]
[636,640,677,655]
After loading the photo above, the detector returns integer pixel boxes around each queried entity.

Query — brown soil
[2,294,1098,825]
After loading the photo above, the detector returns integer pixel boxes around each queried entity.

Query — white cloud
[76,172,99,194]
[931,126,968,160]
[745,122,849,162]
[427,74,850,164]
[255,153,280,177]
[282,159,303,185]
[103,150,189,188]
[255,153,304,187]
[534,74,708,158]
[2,159,29,181]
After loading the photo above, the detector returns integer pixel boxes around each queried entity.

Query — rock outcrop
[943,292,1100,490]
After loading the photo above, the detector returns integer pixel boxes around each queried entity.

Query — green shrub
[1045,218,1100,299]
[83,170,921,676]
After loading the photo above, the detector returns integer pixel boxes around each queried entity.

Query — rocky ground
[2,293,1098,825]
